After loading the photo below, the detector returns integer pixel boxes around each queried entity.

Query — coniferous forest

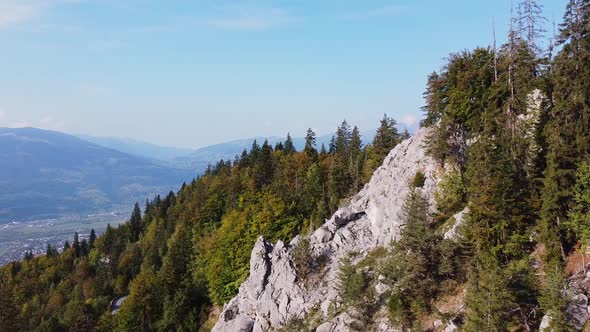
[0,117,404,331]
[2,0,590,331]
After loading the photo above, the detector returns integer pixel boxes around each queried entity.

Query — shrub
[434,170,466,217]
[336,257,369,306]
[412,171,426,188]
[387,291,415,328]
[292,237,313,279]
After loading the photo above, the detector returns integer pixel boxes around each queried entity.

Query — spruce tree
[129,202,143,242]
[541,0,590,265]
[303,128,318,160]
[89,228,96,249]
[372,114,399,158]
[254,140,275,188]
[284,133,296,154]
[80,239,89,256]
[73,232,81,257]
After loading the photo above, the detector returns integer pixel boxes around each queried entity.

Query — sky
[0,0,568,148]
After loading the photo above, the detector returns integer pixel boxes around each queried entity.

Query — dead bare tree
[515,0,548,55]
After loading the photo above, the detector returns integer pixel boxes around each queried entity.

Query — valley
[0,212,126,265]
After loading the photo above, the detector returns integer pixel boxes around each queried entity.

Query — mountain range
[0,127,195,222]
[0,125,408,222]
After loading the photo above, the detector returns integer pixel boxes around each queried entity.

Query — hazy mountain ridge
[0,127,195,222]
[81,128,393,172]
[79,134,194,161]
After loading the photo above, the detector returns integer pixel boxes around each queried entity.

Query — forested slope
[2,0,590,331]
[0,117,403,331]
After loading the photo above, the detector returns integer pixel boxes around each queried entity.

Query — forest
[2,0,590,331]
[0,115,404,331]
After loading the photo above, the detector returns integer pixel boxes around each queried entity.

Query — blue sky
[0,0,567,148]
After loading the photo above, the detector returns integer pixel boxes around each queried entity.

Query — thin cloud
[339,5,406,21]
[0,0,82,30]
[203,7,298,31]
[399,114,418,127]
[0,1,42,28]
[0,110,66,130]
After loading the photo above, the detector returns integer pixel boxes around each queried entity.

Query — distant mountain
[78,135,194,161]
[172,130,379,171]
[76,124,412,176]
[170,124,421,172]
[0,128,195,222]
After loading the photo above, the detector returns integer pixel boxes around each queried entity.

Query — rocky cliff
[212,128,443,332]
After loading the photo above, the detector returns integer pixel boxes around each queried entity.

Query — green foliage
[381,189,463,329]
[434,169,466,218]
[0,283,21,331]
[292,236,313,279]
[336,256,370,306]
[364,114,401,182]
[304,128,319,161]
[539,262,572,331]
[336,255,377,322]
[463,254,515,331]
[387,291,410,326]
[6,3,590,331]
[115,268,161,331]
[412,171,426,188]
[565,161,590,250]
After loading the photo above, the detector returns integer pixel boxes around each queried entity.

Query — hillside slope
[0,127,194,221]
[213,127,443,331]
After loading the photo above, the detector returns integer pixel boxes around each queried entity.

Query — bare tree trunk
[493,17,498,81]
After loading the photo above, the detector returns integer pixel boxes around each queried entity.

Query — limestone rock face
[443,207,469,240]
[212,128,440,332]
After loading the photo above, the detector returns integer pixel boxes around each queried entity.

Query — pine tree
[303,164,323,227]
[249,140,261,164]
[393,189,439,310]
[539,261,571,331]
[373,114,399,157]
[541,0,590,264]
[80,239,89,256]
[284,133,296,154]
[46,243,58,257]
[254,140,275,189]
[328,136,336,154]
[565,160,590,271]
[129,202,143,242]
[89,228,96,249]
[464,253,515,332]
[303,128,318,160]
[101,223,114,255]
[334,120,351,158]
[73,232,81,257]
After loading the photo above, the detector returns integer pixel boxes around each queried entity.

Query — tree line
[0,116,403,331]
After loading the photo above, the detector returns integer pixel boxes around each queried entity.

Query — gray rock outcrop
[213,127,441,332]
[539,269,590,331]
